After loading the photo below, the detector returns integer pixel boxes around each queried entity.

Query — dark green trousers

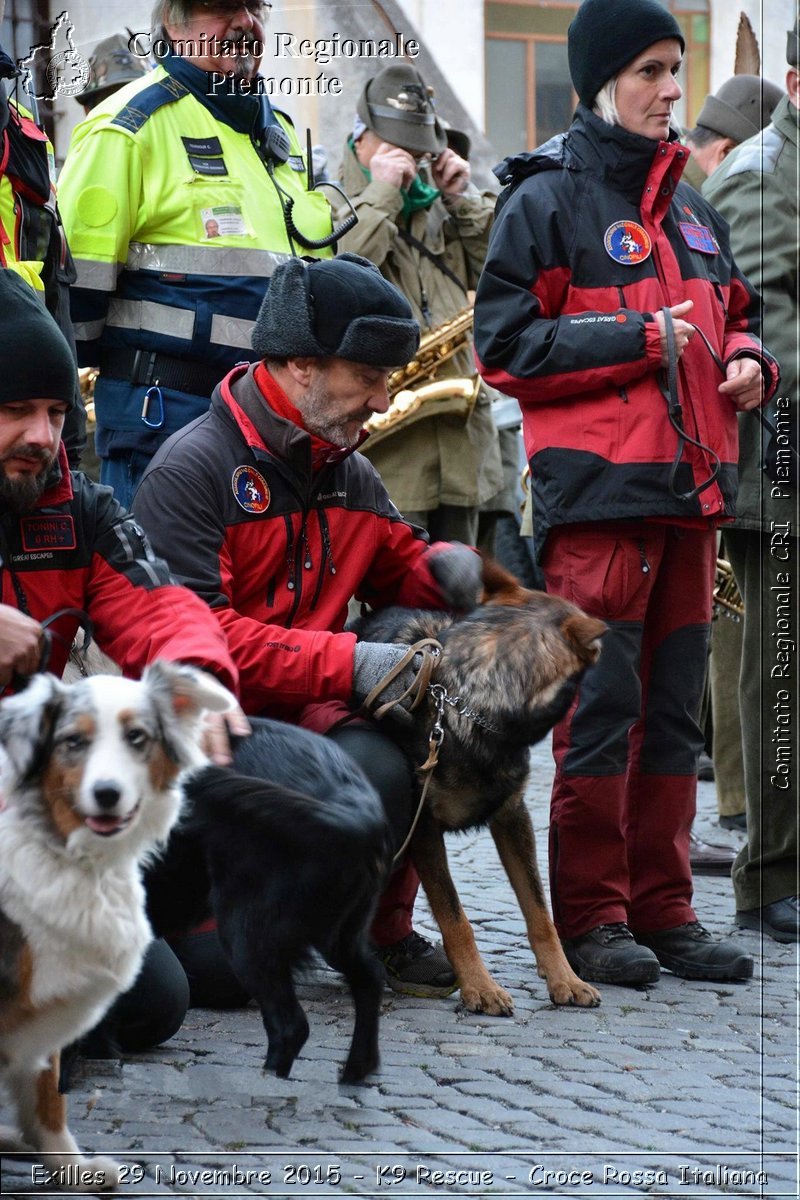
[725,528,798,910]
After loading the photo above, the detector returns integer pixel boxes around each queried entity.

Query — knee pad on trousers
[563,621,642,776]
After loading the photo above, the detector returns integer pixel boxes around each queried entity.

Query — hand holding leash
[718,355,764,412]
[352,642,425,715]
[0,604,42,689]
[654,299,694,365]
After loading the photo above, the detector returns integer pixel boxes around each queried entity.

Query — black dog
[145,721,393,1083]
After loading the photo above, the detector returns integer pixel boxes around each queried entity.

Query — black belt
[98,348,228,398]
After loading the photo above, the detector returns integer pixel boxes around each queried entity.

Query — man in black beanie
[0,272,77,514]
[133,253,489,1004]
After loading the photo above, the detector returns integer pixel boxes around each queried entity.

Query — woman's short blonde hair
[593,74,682,136]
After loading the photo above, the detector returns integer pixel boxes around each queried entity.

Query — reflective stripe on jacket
[58,54,333,444]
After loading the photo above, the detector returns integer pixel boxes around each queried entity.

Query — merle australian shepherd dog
[351,558,606,1018]
[0,663,234,1191]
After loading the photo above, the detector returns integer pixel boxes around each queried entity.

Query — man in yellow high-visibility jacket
[58,0,336,506]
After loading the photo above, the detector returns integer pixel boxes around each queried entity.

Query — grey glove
[352,642,423,711]
[429,543,482,612]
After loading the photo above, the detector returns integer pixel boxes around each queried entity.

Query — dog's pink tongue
[85,814,125,835]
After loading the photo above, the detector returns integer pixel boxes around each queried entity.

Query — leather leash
[356,637,444,864]
[358,637,443,721]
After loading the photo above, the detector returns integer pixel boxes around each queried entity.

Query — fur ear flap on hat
[251,254,420,368]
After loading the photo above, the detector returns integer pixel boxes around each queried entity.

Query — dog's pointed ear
[143,661,237,725]
[562,615,607,662]
[480,555,533,607]
[0,674,67,784]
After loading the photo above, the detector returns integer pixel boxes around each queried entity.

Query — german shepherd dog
[352,559,606,1017]
[145,720,393,1083]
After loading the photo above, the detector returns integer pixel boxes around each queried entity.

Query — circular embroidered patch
[232,466,270,513]
[604,220,652,265]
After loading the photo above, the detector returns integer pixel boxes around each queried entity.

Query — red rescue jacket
[133,364,452,720]
[0,446,237,692]
[474,107,779,556]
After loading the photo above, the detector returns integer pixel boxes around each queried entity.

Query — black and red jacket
[474,106,778,556]
[0,446,237,691]
[133,364,452,720]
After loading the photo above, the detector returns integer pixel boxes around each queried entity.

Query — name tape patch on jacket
[21,516,76,552]
[604,221,652,265]
[182,135,228,176]
[232,465,271,513]
[678,222,719,255]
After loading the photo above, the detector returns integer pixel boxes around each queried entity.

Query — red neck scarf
[254,362,345,471]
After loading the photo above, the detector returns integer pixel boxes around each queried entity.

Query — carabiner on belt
[141,384,165,429]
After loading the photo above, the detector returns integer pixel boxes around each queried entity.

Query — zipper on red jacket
[283,513,303,626]
[711,281,728,319]
[616,289,630,402]
[309,508,336,612]
[649,218,711,498]
[301,525,313,571]
[637,539,651,574]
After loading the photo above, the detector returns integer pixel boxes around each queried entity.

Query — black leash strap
[660,307,721,501]
[8,608,94,691]
[41,608,94,668]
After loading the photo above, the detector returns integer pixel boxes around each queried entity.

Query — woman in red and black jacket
[474,0,778,989]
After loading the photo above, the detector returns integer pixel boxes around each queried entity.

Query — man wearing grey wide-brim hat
[703,16,800,945]
[74,32,149,113]
[336,64,503,549]
[134,254,490,1003]
[682,72,782,868]
[683,74,783,183]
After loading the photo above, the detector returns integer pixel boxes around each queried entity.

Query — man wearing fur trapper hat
[134,253,492,1002]
[335,64,503,551]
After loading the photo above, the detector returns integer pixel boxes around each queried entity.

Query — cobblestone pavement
[2,740,797,1199]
